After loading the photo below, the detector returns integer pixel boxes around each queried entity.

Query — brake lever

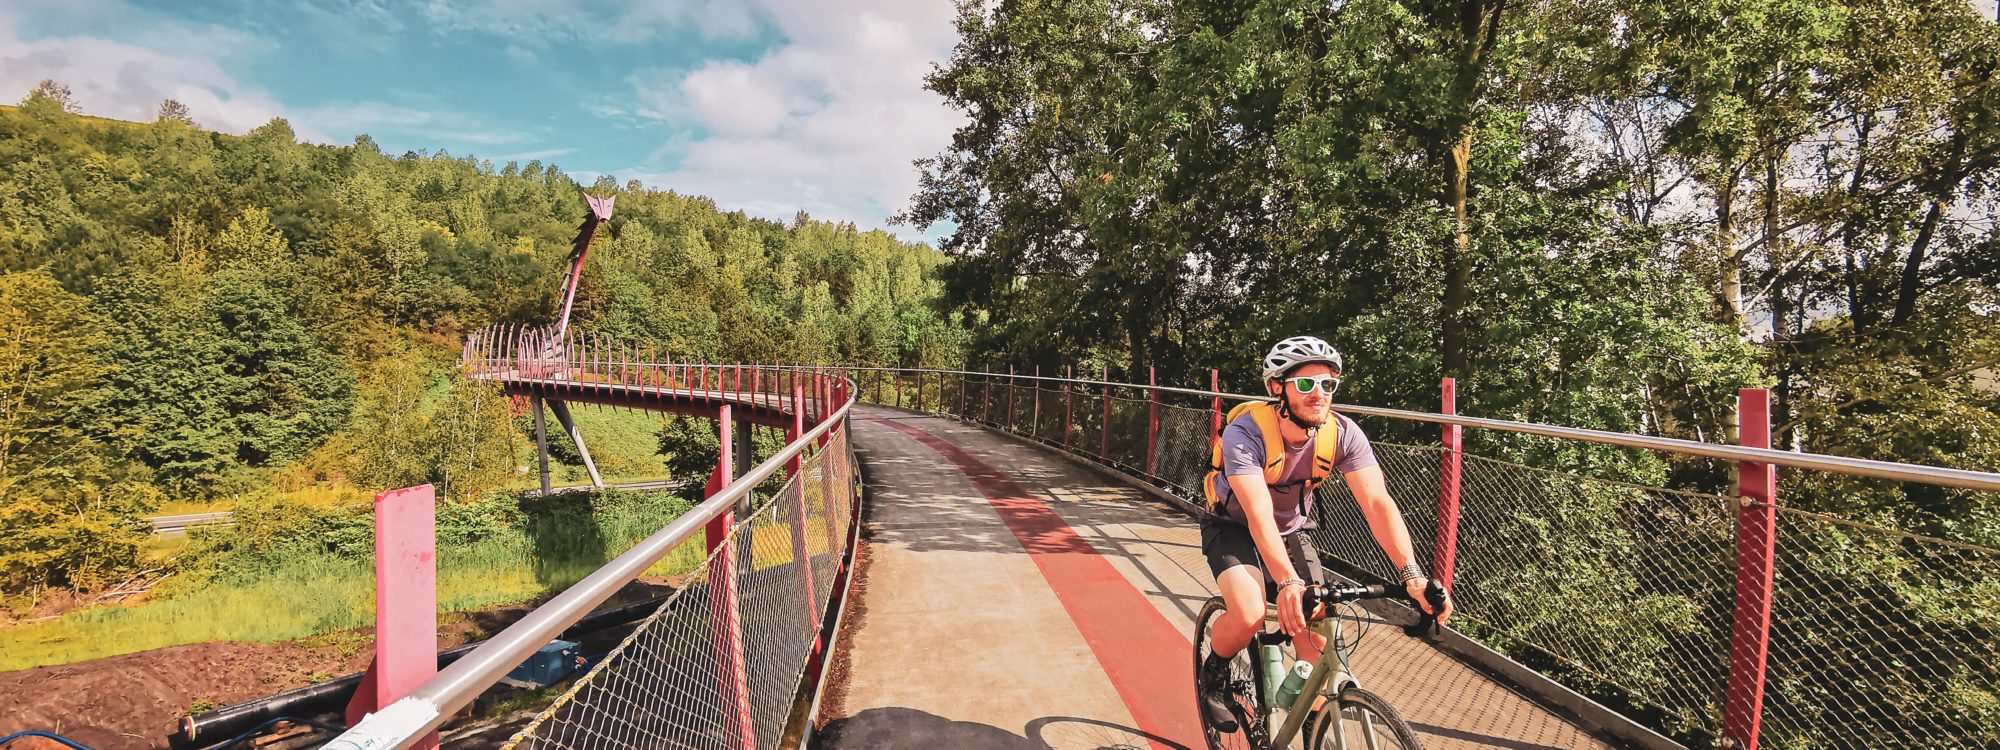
[1401,579,1449,642]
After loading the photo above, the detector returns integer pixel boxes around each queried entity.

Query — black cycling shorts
[1199,514,1326,603]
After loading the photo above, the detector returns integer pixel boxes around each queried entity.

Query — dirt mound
[0,580,674,750]
[0,641,339,750]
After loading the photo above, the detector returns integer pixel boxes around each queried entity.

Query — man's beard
[1286,397,1331,427]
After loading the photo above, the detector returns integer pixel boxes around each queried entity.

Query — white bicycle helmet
[1261,335,1344,381]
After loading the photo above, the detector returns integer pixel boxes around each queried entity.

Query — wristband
[1398,563,1426,583]
[1276,578,1306,590]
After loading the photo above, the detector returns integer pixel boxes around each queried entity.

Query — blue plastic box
[502,639,582,689]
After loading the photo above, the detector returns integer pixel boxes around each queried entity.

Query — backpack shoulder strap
[1309,414,1342,486]
[1243,403,1287,485]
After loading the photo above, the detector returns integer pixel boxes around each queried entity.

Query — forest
[902,0,2000,541]
[0,84,967,603]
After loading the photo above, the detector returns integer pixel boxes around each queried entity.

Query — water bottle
[1259,644,1288,700]
[1275,660,1315,707]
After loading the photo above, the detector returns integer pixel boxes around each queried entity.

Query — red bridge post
[1145,367,1159,478]
[1724,389,1777,750]
[1008,365,1017,431]
[1435,378,1463,588]
[1209,369,1222,473]
[704,404,756,750]
[1065,365,1075,448]
[1031,366,1042,438]
[1100,364,1111,461]
[787,381,816,633]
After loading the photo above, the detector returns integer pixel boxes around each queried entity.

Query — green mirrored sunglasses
[1290,375,1341,395]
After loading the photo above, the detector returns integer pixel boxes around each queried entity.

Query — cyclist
[1198,335,1452,731]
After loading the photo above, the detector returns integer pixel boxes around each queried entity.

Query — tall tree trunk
[1442,128,1473,378]
[1842,114,1873,332]
[1714,169,1742,444]
[1765,155,1796,449]
[1890,199,1942,330]
[1438,0,1503,380]
[1717,174,1743,333]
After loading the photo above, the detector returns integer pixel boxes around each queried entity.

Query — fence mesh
[907,367,2000,750]
[1760,505,2000,750]
[505,425,857,750]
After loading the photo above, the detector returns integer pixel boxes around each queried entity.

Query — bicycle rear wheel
[1306,686,1424,750]
[1194,596,1270,750]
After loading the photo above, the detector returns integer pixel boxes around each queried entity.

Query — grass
[0,492,706,671]
[503,406,672,488]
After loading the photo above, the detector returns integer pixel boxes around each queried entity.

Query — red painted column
[1209,369,1223,455]
[1064,365,1075,448]
[1435,378,1464,589]
[1100,364,1112,460]
[1145,367,1160,478]
[1723,389,1777,750]
[1007,365,1017,431]
[786,382,816,632]
[346,484,439,750]
[704,404,756,750]
[1031,365,1042,438]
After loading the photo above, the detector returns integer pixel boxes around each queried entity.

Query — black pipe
[168,595,667,750]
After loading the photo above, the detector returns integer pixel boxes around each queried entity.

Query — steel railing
[833,364,2000,750]
[326,330,861,750]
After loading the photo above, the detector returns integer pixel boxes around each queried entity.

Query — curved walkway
[819,406,1617,750]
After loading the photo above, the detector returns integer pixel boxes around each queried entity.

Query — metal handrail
[805,365,2000,494]
[324,382,856,750]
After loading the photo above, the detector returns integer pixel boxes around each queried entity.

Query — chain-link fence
[850,366,2000,750]
[506,428,858,750]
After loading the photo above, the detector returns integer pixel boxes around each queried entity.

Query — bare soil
[0,580,674,750]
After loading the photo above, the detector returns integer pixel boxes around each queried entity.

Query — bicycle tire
[1194,596,1271,750]
[1305,686,1425,750]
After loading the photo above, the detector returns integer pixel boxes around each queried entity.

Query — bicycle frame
[1261,604,1363,749]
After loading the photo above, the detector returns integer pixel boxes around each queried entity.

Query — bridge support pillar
[1145,367,1159,478]
[704,404,757,750]
[1435,378,1463,588]
[547,400,604,489]
[787,382,817,633]
[532,395,552,495]
[1723,388,1777,750]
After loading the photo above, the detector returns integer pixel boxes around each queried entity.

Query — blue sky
[0,0,963,242]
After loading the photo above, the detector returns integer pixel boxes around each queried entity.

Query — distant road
[148,512,234,537]
[145,479,697,536]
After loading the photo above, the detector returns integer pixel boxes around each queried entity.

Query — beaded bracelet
[1398,563,1426,583]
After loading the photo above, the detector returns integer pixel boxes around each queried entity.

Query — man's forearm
[1362,496,1421,571]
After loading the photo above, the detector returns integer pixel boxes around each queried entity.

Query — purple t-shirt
[1211,412,1377,533]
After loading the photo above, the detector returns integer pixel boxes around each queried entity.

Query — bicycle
[1193,578,1449,750]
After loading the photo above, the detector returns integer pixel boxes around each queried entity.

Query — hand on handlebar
[1276,582,1308,636]
[1404,577,1453,626]
[1399,578,1452,641]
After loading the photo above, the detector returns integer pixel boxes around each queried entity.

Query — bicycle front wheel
[1306,686,1425,750]
[1194,596,1270,750]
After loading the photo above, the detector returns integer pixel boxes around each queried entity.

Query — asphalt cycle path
[820,406,1616,750]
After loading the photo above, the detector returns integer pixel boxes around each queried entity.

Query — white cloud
[626,0,963,237]
[0,6,321,139]
[418,0,761,44]
[0,2,526,153]
[300,101,528,147]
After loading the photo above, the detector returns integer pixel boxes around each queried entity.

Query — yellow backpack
[1202,401,1341,514]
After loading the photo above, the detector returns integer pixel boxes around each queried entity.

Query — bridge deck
[820,407,1615,750]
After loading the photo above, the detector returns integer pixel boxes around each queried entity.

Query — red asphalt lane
[867,415,1203,750]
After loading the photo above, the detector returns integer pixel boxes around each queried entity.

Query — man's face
[1269,362,1338,427]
